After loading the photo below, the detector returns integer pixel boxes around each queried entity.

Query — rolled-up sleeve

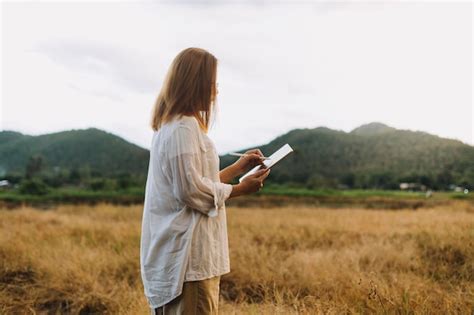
[167,125,233,217]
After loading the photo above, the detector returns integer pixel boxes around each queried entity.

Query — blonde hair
[151,47,218,133]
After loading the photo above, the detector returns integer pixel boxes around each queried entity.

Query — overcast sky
[1,1,472,154]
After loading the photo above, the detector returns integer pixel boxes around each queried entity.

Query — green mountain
[350,122,396,136]
[220,123,474,190]
[1,123,473,190]
[0,128,149,177]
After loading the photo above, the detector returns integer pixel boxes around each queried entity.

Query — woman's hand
[232,149,266,176]
[229,168,271,198]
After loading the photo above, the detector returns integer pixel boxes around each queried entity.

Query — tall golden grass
[0,201,473,314]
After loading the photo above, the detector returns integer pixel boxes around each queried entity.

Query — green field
[0,185,471,208]
[0,187,145,205]
[260,184,472,200]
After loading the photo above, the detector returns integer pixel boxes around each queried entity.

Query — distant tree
[368,172,397,189]
[91,169,103,177]
[19,179,49,195]
[88,178,115,191]
[116,173,132,190]
[272,172,290,184]
[68,168,81,185]
[79,166,91,183]
[419,175,433,188]
[25,155,44,179]
[340,173,356,188]
[399,172,419,184]
[436,170,453,190]
[3,173,22,185]
[42,169,70,188]
[306,174,326,189]
[89,178,107,191]
[354,173,370,189]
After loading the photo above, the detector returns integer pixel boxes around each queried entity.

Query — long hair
[151,47,218,133]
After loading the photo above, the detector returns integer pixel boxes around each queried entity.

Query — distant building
[0,180,11,189]
[447,184,470,193]
[399,182,427,191]
[399,183,410,190]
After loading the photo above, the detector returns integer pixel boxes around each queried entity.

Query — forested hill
[1,123,473,190]
[220,122,474,189]
[0,128,149,176]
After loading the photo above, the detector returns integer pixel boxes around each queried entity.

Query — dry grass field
[0,201,473,314]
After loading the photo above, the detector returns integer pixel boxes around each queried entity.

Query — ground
[0,201,473,314]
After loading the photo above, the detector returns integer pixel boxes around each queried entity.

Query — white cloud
[1,1,472,154]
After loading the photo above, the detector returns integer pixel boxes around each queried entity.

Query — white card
[238,143,294,182]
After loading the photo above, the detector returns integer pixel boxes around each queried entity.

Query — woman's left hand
[232,149,266,176]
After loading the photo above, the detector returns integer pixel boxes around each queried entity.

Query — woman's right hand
[230,168,271,198]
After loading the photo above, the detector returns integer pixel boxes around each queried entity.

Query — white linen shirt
[140,114,234,309]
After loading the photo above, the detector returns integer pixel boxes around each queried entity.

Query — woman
[140,47,271,315]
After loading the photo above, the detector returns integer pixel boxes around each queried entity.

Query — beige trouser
[152,276,221,315]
